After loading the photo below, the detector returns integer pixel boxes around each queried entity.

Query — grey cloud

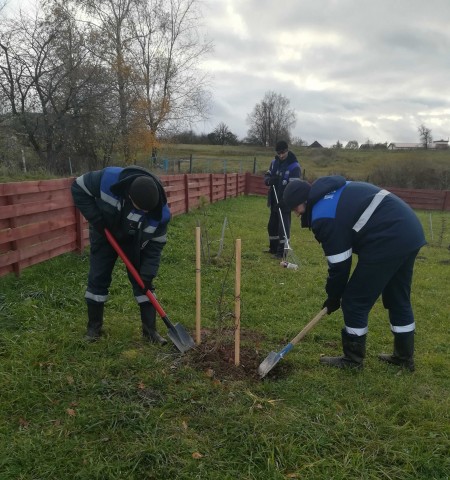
[197,0,450,145]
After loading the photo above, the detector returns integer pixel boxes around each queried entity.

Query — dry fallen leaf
[18,418,29,428]
[66,375,74,385]
[66,408,76,417]
[192,452,203,459]
[137,381,145,390]
[182,421,188,430]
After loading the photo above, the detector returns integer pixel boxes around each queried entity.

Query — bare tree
[246,91,296,147]
[0,0,119,172]
[1,0,212,169]
[418,124,432,149]
[131,0,212,136]
[0,4,81,170]
[76,0,211,162]
[208,122,237,145]
[74,0,139,162]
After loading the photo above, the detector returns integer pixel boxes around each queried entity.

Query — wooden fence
[1,173,449,277]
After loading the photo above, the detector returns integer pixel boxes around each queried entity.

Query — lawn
[0,195,449,479]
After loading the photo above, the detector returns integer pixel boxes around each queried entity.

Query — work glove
[264,176,277,187]
[322,297,341,315]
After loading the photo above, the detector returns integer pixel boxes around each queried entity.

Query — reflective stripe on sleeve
[327,248,352,264]
[100,191,121,209]
[75,176,93,196]
[353,190,390,232]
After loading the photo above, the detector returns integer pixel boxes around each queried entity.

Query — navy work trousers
[341,249,421,335]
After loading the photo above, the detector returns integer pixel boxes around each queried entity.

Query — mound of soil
[184,328,294,382]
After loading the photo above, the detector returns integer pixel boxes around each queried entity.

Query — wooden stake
[234,238,241,366]
[195,226,201,344]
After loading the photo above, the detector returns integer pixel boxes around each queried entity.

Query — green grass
[155,143,450,184]
[3,142,450,184]
[0,196,449,479]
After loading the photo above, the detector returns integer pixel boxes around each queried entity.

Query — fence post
[5,194,21,276]
[189,154,193,173]
[245,172,250,195]
[184,174,190,213]
[74,208,86,253]
[209,173,213,204]
[444,190,450,211]
[224,174,227,200]
[253,157,256,174]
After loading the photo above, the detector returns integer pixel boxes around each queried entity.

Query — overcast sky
[197,0,450,146]
[4,0,450,147]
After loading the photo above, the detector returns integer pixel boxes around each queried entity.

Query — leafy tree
[246,91,296,147]
[332,140,343,149]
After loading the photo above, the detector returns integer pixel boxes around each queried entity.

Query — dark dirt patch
[184,328,295,382]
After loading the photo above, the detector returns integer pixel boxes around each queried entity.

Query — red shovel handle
[104,228,166,318]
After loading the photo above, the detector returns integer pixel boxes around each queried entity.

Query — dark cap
[283,180,311,210]
[129,176,159,211]
[275,140,288,153]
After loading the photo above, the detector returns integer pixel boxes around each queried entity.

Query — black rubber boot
[140,302,167,345]
[84,303,104,342]
[378,331,415,371]
[320,329,366,369]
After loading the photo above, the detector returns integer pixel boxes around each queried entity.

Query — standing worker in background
[264,140,301,258]
[71,166,171,344]
[283,176,426,371]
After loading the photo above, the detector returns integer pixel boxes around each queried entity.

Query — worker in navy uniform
[283,176,426,371]
[71,166,171,344]
[263,140,301,258]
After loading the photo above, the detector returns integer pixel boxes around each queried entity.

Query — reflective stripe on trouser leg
[276,209,291,255]
[341,253,419,336]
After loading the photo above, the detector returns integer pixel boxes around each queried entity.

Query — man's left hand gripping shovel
[105,228,195,353]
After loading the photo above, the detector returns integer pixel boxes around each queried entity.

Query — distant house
[388,143,423,150]
[309,141,323,148]
[432,139,449,149]
[388,140,449,150]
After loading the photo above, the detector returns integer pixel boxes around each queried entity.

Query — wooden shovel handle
[291,308,328,346]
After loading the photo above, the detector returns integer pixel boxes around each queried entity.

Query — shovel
[104,228,195,353]
[258,307,328,378]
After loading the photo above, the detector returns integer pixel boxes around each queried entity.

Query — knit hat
[283,180,311,210]
[275,140,288,153]
[129,176,159,211]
